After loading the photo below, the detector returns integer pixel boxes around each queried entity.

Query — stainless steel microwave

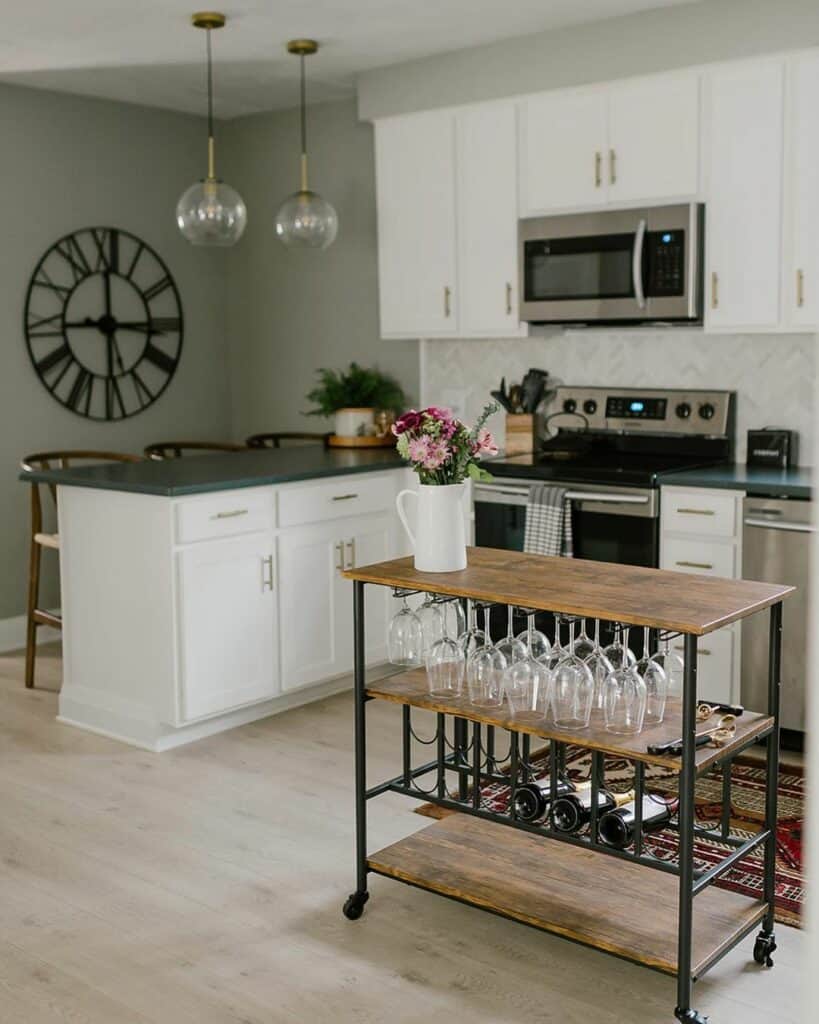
[518,203,704,325]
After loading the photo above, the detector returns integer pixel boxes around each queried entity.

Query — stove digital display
[606,396,668,420]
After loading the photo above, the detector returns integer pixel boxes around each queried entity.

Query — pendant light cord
[206,27,215,179]
[299,53,309,192]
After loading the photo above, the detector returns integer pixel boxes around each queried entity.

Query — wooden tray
[327,434,395,448]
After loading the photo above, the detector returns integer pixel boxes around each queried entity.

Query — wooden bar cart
[342,548,794,1023]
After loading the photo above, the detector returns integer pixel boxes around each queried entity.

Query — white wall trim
[0,610,61,654]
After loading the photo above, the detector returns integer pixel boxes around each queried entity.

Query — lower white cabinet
[176,532,279,722]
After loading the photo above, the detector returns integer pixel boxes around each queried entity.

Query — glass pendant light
[176,12,247,246]
[275,39,338,249]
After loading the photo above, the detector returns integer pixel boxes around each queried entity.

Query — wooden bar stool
[144,441,246,460]
[20,450,143,690]
[246,432,330,448]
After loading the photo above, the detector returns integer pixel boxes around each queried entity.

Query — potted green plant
[305,362,407,438]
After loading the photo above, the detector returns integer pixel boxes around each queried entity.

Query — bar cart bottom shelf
[367,814,767,979]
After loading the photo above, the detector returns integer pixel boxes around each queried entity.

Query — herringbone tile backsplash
[421,330,815,465]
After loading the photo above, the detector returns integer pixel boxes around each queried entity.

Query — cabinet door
[278,522,348,692]
[176,533,277,721]
[456,103,525,336]
[375,111,458,338]
[519,87,607,214]
[706,61,784,329]
[785,52,819,328]
[335,513,395,669]
[608,72,700,204]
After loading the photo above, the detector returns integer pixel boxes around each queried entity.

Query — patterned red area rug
[417,745,804,927]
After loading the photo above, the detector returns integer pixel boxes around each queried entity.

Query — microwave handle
[632,218,647,309]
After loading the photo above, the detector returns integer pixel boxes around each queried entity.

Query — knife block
[505,414,535,456]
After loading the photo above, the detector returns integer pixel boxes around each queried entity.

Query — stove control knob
[675,402,691,419]
[699,402,716,421]
[583,399,597,415]
[563,398,577,413]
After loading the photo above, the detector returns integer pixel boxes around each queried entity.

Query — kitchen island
[23,448,408,750]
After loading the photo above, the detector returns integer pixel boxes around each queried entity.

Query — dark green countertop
[19,446,405,497]
[660,464,812,499]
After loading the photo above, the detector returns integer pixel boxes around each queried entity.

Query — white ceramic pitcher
[395,483,467,573]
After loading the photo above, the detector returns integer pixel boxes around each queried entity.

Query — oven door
[472,479,659,567]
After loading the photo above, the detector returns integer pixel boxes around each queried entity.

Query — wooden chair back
[144,441,246,460]
[245,432,330,449]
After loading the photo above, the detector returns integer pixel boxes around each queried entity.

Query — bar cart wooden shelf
[342,548,794,1024]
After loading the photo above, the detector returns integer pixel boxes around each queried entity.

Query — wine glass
[516,611,551,662]
[504,652,552,723]
[387,595,423,667]
[540,613,566,672]
[441,598,466,641]
[572,618,596,662]
[603,627,647,735]
[603,625,637,671]
[496,606,527,666]
[551,619,594,730]
[458,600,486,661]
[650,633,685,699]
[636,626,668,725]
[584,618,615,711]
[426,636,465,699]
[466,606,506,708]
[416,594,445,658]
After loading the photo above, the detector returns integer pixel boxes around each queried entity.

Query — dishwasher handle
[743,517,815,534]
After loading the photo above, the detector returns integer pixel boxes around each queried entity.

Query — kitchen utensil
[646,715,737,756]
[508,384,524,413]
[491,390,514,413]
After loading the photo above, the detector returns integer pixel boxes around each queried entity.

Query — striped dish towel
[523,484,574,557]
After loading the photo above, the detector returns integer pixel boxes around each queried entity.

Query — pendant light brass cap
[191,12,226,30]
[287,39,319,56]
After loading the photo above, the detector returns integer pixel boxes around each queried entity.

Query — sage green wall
[358,0,819,119]
[2,83,231,620]
[221,98,418,441]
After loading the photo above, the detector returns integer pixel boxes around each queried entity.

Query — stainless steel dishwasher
[742,496,813,731]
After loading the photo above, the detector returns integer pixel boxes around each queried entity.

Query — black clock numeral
[35,342,72,377]
[66,366,93,412]
[33,269,71,298]
[125,241,145,280]
[130,369,156,408]
[142,341,176,374]
[27,311,64,336]
[109,229,120,274]
[143,275,172,302]
[105,374,127,420]
[56,236,92,283]
[151,316,181,333]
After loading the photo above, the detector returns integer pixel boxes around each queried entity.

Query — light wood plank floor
[0,643,804,1024]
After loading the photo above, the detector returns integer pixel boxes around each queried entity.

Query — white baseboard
[0,611,61,654]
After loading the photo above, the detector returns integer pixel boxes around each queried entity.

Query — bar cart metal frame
[341,548,792,1024]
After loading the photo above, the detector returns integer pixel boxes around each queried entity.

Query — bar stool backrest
[21,450,143,518]
[144,441,246,460]
[245,432,330,449]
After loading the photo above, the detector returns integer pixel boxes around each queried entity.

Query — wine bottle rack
[341,547,793,1024]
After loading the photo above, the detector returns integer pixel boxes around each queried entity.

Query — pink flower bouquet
[392,403,499,485]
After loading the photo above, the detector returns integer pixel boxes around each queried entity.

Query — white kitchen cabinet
[607,71,700,204]
[705,60,785,330]
[456,103,526,336]
[519,86,608,214]
[176,532,278,722]
[375,110,458,338]
[278,512,393,693]
[784,51,819,329]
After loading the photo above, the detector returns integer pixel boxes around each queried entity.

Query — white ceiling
[0,0,699,119]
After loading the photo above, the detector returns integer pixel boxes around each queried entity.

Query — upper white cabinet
[375,110,458,338]
[456,103,526,337]
[519,71,700,216]
[705,60,784,331]
[784,51,819,329]
[519,87,608,213]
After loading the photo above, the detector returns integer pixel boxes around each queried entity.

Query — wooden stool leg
[24,536,42,689]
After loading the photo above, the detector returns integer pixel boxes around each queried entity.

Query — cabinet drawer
[671,627,735,704]
[278,474,395,527]
[662,489,738,538]
[662,537,735,578]
[175,488,273,545]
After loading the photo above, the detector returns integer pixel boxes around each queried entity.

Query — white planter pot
[395,483,467,573]
[334,407,374,438]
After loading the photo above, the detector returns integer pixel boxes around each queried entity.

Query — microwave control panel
[647,230,685,296]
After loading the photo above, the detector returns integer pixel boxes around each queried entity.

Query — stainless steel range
[475,386,735,568]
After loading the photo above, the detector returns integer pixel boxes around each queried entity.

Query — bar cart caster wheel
[343,891,369,920]
[753,931,777,967]
[674,1009,709,1023]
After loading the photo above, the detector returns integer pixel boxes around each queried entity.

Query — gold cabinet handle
[505,282,513,316]
[345,538,356,570]
[335,541,345,573]
[444,285,451,318]
[797,268,805,308]
[594,151,602,188]
[675,560,713,570]
[711,271,719,309]
[609,148,616,185]
[674,644,712,656]
[331,493,359,502]
[211,508,249,520]
[261,555,274,591]
[676,507,716,516]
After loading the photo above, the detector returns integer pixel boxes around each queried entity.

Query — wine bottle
[513,776,579,823]
[551,787,635,834]
[598,794,675,849]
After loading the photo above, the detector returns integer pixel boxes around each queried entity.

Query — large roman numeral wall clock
[24,227,184,420]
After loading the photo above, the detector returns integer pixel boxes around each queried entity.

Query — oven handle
[632,218,647,310]
[473,484,650,505]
